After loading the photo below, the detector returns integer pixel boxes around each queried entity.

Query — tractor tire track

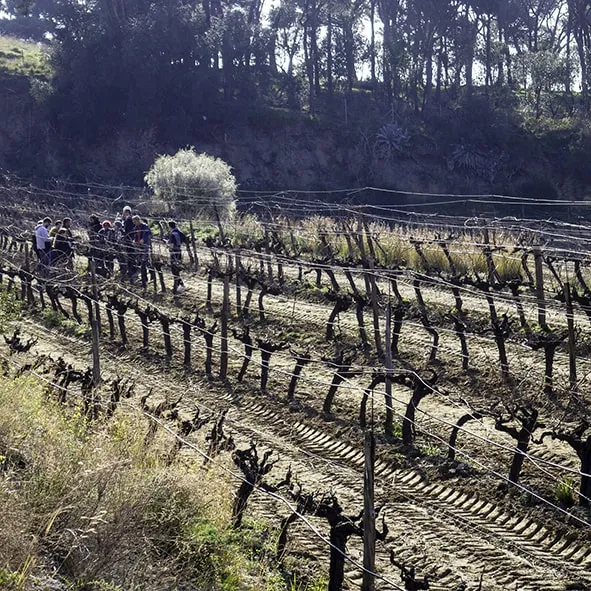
[19,318,591,590]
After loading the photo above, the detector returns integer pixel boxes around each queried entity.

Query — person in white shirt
[35,217,52,274]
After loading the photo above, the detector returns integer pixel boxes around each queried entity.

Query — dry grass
[493,252,524,282]
[271,216,524,279]
[0,375,286,590]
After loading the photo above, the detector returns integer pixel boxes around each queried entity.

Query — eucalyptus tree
[566,0,591,105]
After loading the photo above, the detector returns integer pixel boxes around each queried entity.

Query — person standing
[61,217,74,269]
[113,218,126,278]
[131,215,152,289]
[49,219,62,238]
[167,220,186,295]
[97,220,116,276]
[122,206,135,281]
[35,217,52,275]
[51,228,73,268]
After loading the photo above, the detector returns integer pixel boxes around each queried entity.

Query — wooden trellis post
[189,220,199,270]
[564,281,578,392]
[235,252,242,313]
[89,261,101,387]
[362,430,376,591]
[533,246,547,328]
[384,302,394,435]
[219,273,230,381]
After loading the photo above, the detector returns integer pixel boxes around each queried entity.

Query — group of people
[34,206,187,295]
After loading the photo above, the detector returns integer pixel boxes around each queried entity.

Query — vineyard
[1,182,591,591]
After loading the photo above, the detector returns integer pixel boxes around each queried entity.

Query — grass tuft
[554,477,577,505]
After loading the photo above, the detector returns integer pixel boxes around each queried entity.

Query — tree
[144,148,237,218]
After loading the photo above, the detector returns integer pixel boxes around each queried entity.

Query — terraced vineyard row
[1,191,591,589]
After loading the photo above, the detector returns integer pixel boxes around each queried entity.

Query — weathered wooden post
[189,220,199,270]
[533,246,547,328]
[564,281,578,392]
[89,260,101,387]
[482,226,500,285]
[384,302,394,435]
[235,252,242,313]
[362,430,376,591]
[219,273,230,381]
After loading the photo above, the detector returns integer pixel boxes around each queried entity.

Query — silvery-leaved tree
[144,148,237,219]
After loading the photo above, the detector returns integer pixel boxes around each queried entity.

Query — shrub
[0,290,21,330]
[144,147,237,219]
[375,122,409,159]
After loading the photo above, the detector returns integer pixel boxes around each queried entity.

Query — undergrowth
[0,375,321,590]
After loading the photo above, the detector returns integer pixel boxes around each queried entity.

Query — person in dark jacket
[130,215,152,289]
[97,220,116,275]
[51,228,73,268]
[167,220,186,294]
[87,214,102,270]
[122,206,135,280]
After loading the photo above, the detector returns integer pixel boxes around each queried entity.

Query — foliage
[0,290,22,330]
[447,143,502,181]
[375,123,410,159]
[388,422,403,439]
[0,35,51,79]
[228,213,264,249]
[2,0,591,193]
[144,148,237,219]
[0,568,20,590]
[493,253,523,283]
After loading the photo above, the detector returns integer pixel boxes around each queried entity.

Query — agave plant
[375,123,410,158]
[448,143,487,172]
[448,143,501,181]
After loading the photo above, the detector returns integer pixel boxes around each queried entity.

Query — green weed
[287,572,328,591]
[0,568,19,590]
[41,308,63,328]
[0,290,22,329]
[555,477,577,505]
[388,423,403,438]
[420,443,443,457]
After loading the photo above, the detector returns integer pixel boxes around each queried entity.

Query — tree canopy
[2,0,587,120]
[144,148,237,218]
[1,0,590,191]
